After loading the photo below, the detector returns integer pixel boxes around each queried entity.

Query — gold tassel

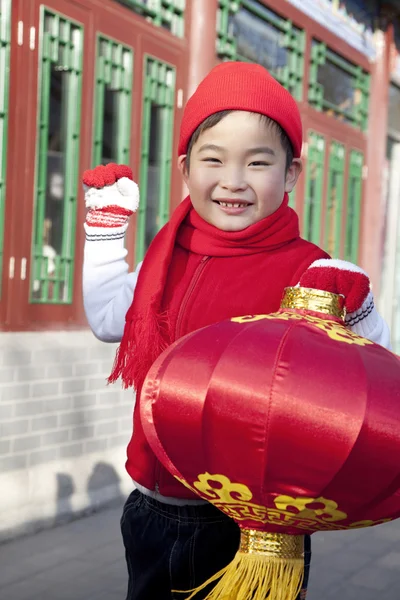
[176,530,305,600]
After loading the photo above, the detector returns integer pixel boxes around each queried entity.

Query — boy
[83,62,390,600]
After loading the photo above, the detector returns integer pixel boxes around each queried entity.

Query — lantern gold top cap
[281,287,345,320]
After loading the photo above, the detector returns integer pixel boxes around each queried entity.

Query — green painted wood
[308,41,370,132]
[345,150,363,263]
[136,56,176,262]
[325,141,345,258]
[216,0,304,100]
[116,0,185,37]
[303,132,325,245]
[30,7,83,304]
[92,35,133,166]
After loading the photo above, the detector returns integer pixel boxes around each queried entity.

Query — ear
[178,155,189,184]
[285,158,302,193]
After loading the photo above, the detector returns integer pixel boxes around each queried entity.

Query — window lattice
[116,0,185,38]
[217,0,304,100]
[30,8,83,304]
[136,56,175,261]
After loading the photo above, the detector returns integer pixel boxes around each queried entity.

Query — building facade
[0,0,398,540]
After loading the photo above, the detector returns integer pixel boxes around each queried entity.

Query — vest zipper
[154,255,210,494]
[175,256,211,340]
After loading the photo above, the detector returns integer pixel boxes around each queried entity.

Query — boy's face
[178,111,302,231]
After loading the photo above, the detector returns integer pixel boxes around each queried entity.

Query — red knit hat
[178,62,302,158]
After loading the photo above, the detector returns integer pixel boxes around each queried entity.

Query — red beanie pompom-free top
[178,62,302,158]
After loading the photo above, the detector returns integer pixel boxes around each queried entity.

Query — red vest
[126,239,328,497]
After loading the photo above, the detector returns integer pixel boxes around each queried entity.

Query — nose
[219,167,247,192]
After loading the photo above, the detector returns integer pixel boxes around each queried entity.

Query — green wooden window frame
[92,35,133,166]
[0,0,11,298]
[309,41,370,131]
[344,150,363,263]
[116,0,185,38]
[217,0,305,100]
[303,132,325,245]
[325,141,346,258]
[30,8,83,304]
[136,56,175,262]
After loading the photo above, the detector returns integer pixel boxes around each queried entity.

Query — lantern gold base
[282,286,345,320]
[240,529,304,558]
[176,530,305,600]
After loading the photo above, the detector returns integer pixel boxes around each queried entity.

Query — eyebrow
[197,143,276,156]
[198,143,224,153]
[246,146,276,157]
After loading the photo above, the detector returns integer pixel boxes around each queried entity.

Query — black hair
[185,110,294,172]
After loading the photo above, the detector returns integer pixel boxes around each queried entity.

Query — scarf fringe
[175,553,304,600]
[108,300,171,390]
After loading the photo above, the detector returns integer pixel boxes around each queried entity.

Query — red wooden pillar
[180,0,218,198]
[186,0,218,98]
[360,22,393,291]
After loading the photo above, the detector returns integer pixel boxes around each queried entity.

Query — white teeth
[219,201,248,208]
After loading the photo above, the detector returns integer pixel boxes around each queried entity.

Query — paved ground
[0,501,399,599]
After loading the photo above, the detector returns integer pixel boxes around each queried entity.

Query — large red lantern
[141,287,400,600]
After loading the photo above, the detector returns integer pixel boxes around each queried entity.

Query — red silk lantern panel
[141,303,400,535]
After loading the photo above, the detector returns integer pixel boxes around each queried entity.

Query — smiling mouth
[213,200,252,209]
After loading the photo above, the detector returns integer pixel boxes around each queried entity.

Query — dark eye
[203,157,221,163]
[249,161,269,167]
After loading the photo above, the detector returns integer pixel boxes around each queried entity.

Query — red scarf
[108,193,299,389]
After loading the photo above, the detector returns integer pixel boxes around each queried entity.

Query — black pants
[121,490,312,600]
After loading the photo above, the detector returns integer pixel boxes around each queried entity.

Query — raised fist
[82,163,139,228]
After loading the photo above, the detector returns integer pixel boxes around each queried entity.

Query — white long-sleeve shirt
[83,223,141,342]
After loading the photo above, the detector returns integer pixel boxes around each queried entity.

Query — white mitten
[82,163,139,228]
